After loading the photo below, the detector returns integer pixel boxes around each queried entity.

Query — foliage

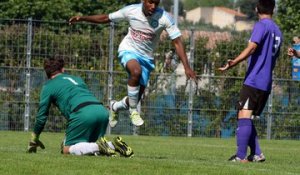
[0,0,140,21]
[213,31,249,77]
[0,0,73,21]
[235,0,257,20]
[276,0,300,35]
[193,36,212,74]
[161,0,185,16]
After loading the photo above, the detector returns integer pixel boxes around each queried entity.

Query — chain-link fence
[0,19,299,139]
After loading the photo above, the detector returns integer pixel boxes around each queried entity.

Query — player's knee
[130,68,142,78]
[238,109,253,118]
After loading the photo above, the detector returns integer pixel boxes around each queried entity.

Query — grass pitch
[0,131,299,175]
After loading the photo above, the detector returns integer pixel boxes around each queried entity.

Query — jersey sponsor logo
[150,20,158,28]
[130,28,156,41]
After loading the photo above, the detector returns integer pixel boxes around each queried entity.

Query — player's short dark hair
[256,0,275,15]
[44,57,65,79]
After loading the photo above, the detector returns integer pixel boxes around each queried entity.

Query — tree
[0,0,140,21]
[161,0,185,16]
[0,0,73,21]
[276,0,300,34]
[235,0,257,20]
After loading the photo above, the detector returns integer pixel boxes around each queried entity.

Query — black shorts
[237,84,270,116]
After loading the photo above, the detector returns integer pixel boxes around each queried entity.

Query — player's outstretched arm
[218,41,257,72]
[172,37,197,80]
[27,133,45,153]
[218,59,234,71]
[69,14,111,25]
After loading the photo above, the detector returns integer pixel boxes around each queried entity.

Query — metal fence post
[173,0,179,27]
[106,22,115,135]
[266,88,273,140]
[24,18,32,131]
[107,22,115,135]
[187,28,195,137]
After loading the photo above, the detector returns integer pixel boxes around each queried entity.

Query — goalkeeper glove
[27,133,45,153]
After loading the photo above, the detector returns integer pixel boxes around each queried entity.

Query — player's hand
[27,133,45,153]
[185,68,197,80]
[218,59,234,72]
[287,48,296,57]
[69,16,81,25]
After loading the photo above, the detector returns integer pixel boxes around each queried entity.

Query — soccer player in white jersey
[69,0,196,127]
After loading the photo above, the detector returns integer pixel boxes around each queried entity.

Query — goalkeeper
[27,57,133,157]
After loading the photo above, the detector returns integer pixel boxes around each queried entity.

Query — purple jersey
[244,18,282,92]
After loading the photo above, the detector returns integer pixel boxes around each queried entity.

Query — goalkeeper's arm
[27,132,45,153]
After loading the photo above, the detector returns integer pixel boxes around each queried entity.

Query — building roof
[215,7,247,17]
[187,6,247,18]
[160,30,232,49]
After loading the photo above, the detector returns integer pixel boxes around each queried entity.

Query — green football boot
[97,137,116,157]
[112,136,134,158]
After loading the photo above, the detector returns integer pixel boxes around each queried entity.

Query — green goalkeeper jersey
[34,73,100,135]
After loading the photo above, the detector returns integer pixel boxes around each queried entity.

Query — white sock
[107,141,115,150]
[69,142,99,156]
[127,85,140,113]
[112,96,129,112]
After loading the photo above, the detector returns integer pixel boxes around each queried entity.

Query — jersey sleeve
[108,6,128,22]
[163,12,181,40]
[250,22,266,45]
[33,86,52,135]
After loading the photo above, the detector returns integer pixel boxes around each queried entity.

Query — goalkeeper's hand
[27,133,45,153]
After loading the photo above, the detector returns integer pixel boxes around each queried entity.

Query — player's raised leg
[109,97,129,127]
[126,59,144,126]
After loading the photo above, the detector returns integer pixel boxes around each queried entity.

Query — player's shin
[69,142,99,155]
[248,124,262,155]
[127,85,144,126]
[236,118,252,160]
[127,85,140,113]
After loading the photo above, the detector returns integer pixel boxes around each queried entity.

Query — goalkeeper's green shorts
[65,104,109,146]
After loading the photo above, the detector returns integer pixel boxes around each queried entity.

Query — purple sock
[249,124,262,155]
[236,119,252,159]
[254,136,262,155]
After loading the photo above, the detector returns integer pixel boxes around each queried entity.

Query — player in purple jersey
[69,0,196,127]
[218,0,282,162]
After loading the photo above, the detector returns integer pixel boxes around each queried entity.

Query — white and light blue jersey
[109,3,181,59]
